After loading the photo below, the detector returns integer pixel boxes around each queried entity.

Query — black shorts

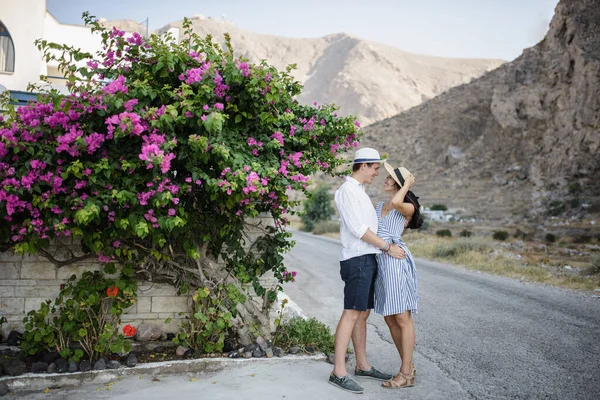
[340,254,377,311]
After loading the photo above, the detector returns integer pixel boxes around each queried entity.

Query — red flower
[106,286,119,297]
[123,324,136,337]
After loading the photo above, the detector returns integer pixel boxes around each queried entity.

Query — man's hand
[387,244,406,259]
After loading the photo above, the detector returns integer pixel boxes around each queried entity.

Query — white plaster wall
[0,0,46,91]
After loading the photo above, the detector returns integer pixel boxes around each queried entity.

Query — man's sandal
[382,371,415,389]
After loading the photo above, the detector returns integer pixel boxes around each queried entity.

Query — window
[0,21,15,73]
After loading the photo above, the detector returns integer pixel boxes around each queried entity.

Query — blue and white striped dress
[374,202,418,316]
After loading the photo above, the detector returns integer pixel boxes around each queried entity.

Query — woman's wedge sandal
[382,371,416,389]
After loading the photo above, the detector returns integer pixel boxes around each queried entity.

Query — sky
[46,0,559,61]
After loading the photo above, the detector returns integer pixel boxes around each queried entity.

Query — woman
[374,162,423,389]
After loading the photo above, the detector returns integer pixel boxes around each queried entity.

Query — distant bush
[301,185,335,232]
[547,200,566,216]
[569,198,581,209]
[568,182,582,195]
[492,231,509,241]
[514,229,525,239]
[430,204,448,211]
[545,233,557,243]
[573,235,592,244]
[432,237,491,258]
[436,229,452,237]
[585,255,600,275]
[312,220,340,235]
[459,230,473,238]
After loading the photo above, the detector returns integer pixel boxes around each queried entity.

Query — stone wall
[0,214,280,339]
[0,242,190,339]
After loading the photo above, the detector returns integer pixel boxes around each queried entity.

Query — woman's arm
[390,174,416,219]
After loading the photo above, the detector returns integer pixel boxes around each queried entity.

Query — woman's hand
[405,173,415,189]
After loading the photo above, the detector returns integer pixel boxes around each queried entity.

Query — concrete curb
[0,354,325,394]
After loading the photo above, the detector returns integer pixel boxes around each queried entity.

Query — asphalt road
[283,230,600,400]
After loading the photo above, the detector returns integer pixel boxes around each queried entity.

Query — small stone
[306,346,316,353]
[176,346,189,357]
[289,346,299,354]
[223,339,236,353]
[107,360,121,369]
[245,343,258,352]
[93,358,107,371]
[135,323,162,342]
[41,352,60,364]
[31,361,49,374]
[256,336,269,352]
[227,350,240,358]
[6,331,23,347]
[264,348,273,358]
[183,349,195,359]
[327,353,335,364]
[125,353,138,368]
[47,363,56,374]
[273,347,284,357]
[563,265,573,271]
[0,381,8,396]
[252,348,264,358]
[160,332,168,341]
[68,360,79,373]
[594,288,600,292]
[55,358,68,374]
[244,351,253,358]
[79,360,92,372]
[5,360,26,376]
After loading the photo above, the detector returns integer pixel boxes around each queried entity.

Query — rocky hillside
[104,17,503,126]
[360,0,600,223]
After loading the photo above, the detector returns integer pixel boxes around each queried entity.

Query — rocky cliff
[360,0,600,223]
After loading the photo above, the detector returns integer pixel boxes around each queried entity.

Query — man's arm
[335,188,405,259]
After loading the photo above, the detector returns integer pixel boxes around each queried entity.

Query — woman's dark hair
[386,175,423,229]
[404,190,423,229]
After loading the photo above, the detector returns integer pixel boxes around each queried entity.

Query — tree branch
[38,249,97,268]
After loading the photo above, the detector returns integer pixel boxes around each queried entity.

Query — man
[329,147,406,394]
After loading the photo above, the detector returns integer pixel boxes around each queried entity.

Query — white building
[0,0,121,105]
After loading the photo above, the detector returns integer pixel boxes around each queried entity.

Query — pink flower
[168,208,176,216]
[214,103,224,111]
[271,131,284,146]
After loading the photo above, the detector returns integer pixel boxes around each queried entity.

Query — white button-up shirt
[334,176,381,261]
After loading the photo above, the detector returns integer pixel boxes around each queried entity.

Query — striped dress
[374,202,418,316]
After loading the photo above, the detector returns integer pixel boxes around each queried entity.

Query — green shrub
[568,182,582,195]
[459,230,473,238]
[569,198,581,208]
[174,283,245,353]
[431,204,448,211]
[312,220,340,235]
[20,268,137,362]
[492,231,509,241]
[545,233,557,243]
[436,229,452,237]
[273,317,334,354]
[301,185,335,232]
[547,200,566,216]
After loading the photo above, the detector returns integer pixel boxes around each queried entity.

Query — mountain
[103,16,503,126]
[360,0,600,223]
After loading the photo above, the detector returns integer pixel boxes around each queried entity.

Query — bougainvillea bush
[0,14,360,343]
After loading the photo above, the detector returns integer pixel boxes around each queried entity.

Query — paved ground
[13,230,600,399]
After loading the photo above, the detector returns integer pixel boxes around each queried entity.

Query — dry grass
[405,232,600,291]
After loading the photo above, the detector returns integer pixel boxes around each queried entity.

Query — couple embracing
[329,147,423,394]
